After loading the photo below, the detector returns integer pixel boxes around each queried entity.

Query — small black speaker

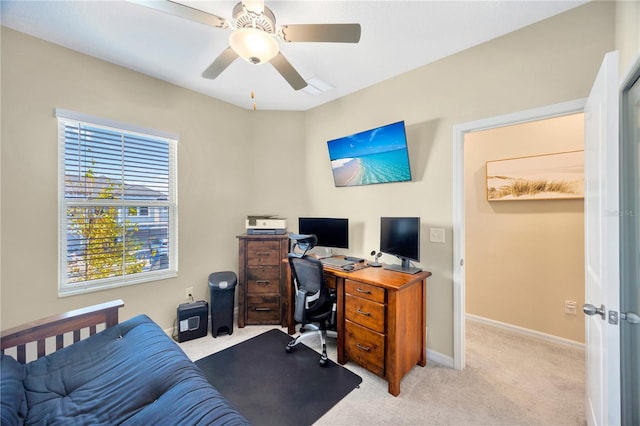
[177,300,208,342]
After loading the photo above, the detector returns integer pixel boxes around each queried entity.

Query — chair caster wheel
[319,356,328,367]
[285,344,294,353]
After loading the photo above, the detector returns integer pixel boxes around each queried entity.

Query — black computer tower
[177,300,208,342]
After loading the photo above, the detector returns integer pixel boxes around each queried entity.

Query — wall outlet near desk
[429,228,445,244]
[185,287,194,300]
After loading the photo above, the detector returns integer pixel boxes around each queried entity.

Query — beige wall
[246,110,307,212]
[302,2,614,356]
[616,0,640,75]
[0,1,619,358]
[0,28,261,329]
[465,114,585,343]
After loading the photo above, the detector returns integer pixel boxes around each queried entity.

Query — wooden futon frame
[1,299,125,364]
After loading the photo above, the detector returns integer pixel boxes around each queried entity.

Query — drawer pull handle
[356,343,370,351]
[356,288,371,294]
[256,280,270,285]
[256,252,271,256]
[356,309,371,316]
[255,307,271,312]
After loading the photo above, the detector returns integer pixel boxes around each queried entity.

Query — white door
[583,51,620,426]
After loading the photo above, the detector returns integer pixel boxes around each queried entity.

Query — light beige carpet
[180,320,585,425]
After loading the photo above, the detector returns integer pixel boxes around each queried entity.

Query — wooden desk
[285,261,431,396]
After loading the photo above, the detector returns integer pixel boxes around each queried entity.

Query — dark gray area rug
[195,329,362,426]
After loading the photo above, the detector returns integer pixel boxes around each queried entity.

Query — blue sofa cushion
[1,354,27,425]
[22,314,248,425]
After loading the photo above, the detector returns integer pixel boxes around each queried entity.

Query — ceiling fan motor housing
[232,2,276,34]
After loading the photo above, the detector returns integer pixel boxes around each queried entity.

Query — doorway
[463,114,585,343]
[452,99,586,369]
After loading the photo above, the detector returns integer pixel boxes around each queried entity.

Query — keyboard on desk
[319,257,354,268]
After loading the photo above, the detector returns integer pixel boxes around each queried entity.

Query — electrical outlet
[185,287,194,300]
[564,299,577,315]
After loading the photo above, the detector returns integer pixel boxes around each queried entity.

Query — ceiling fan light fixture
[229,28,279,65]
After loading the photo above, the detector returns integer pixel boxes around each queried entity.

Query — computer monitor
[298,217,349,257]
[380,217,421,274]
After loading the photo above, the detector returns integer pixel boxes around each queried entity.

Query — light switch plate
[429,228,445,243]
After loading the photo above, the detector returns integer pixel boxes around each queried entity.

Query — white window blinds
[57,109,178,295]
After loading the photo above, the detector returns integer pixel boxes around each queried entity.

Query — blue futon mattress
[1,314,249,425]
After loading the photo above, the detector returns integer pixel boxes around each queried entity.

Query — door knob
[583,303,606,320]
[621,311,640,324]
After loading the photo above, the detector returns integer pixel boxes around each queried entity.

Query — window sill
[59,270,178,297]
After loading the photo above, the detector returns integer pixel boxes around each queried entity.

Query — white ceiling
[1,0,587,111]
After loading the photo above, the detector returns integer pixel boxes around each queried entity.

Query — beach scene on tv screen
[328,121,412,187]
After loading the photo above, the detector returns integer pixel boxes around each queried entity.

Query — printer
[245,215,287,235]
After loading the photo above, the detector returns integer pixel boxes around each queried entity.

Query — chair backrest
[288,254,328,317]
[288,233,318,258]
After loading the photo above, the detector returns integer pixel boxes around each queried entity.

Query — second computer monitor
[380,216,421,274]
[298,217,349,251]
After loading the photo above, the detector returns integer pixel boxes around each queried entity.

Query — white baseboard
[427,349,454,368]
[466,314,584,350]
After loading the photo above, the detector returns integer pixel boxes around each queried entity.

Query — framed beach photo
[486,150,584,201]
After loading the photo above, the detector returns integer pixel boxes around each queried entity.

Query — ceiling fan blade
[130,0,229,29]
[279,24,361,43]
[202,47,238,79]
[270,53,307,90]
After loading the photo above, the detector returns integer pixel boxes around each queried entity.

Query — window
[57,109,178,296]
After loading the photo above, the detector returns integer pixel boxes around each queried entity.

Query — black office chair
[286,234,336,366]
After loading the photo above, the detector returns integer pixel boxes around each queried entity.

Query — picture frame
[486,150,584,201]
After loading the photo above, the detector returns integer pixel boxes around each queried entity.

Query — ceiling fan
[134,0,362,90]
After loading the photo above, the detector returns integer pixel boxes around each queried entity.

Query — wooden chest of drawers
[237,234,289,327]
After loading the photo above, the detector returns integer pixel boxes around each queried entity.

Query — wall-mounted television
[327,121,412,187]
[380,216,422,274]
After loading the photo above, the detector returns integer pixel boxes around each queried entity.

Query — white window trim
[56,109,179,297]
